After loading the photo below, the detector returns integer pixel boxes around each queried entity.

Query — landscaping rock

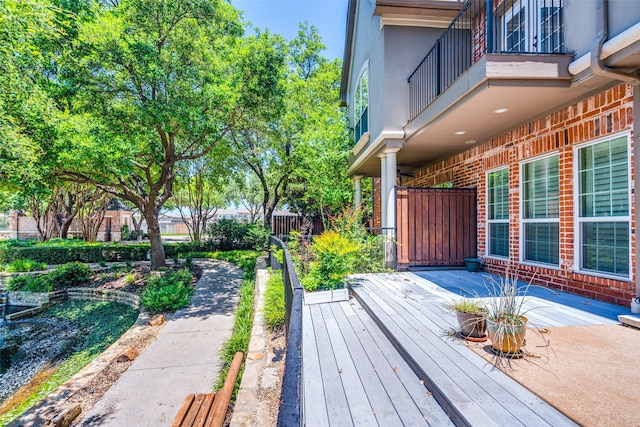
[115,347,139,363]
[148,314,165,326]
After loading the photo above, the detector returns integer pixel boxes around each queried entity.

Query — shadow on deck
[302,270,630,426]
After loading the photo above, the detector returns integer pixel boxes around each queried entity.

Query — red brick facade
[401,83,635,305]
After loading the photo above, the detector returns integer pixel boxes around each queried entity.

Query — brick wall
[403,83,635,305]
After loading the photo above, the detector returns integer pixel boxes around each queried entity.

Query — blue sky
[231,0,349,60]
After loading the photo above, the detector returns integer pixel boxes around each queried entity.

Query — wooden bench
[172,352,243,427]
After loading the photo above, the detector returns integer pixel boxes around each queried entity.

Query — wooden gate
[396,187,477,268]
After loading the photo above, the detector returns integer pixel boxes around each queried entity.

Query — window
[577,135,630,277]
[487,168,509,257]
[522,155,559,265]
[354,67,368,142]
[501,0,563,53]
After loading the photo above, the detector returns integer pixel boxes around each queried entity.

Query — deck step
[349,274,578,427]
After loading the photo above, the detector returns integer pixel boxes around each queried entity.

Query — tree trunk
[146,214,166,270]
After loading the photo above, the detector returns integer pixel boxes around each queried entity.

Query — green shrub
[141,269,194,313]
[124,273,136,285]
[7,275,52,292]
[206,220,269,251]
[302,230,360,291]
[6,259,48,272]
[47,262,92,289]
[264,272,285,331]
[0,243,150,264]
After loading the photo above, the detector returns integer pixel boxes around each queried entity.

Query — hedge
[0,244,151,264]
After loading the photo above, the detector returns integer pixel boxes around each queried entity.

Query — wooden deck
[303,270,628,426]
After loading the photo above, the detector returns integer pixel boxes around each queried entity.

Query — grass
[264,271,285,331]
[208,250,259,398]
[0,300,138,426]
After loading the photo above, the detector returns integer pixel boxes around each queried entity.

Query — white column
[384,148,398,232]
[379,154,387,230]
[353,175,363,210]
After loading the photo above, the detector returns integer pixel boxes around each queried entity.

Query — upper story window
[521,154,559,266]
[501,0,563,53]
[354,67,368,143]
[487,168,509,258]
[576,135,630,278]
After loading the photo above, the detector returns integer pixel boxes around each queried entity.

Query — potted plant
[463,257,481,272]
[445,298,487,341]
[482,271,530,356]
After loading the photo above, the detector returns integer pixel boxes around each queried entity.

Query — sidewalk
[78,259,243,427]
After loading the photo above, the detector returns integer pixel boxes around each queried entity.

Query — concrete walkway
[80,259,243,427]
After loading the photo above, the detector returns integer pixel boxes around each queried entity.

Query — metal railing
[408,0,564,120]
[270,236,303,427]
[354,107,368,142]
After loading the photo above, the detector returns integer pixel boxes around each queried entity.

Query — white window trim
[501,0,562,53]
[354,60,369,140]
[486,166,510,260]
[573,132,632,280]
[519,152,561,268]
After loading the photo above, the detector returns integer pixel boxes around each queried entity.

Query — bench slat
[181,394,206,427]
[172,394,195,427]
[207,352,243,427]
[194,393,216,426]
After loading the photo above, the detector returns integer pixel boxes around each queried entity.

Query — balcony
[409,0,565,120]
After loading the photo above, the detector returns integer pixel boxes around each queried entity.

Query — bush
[264,272,285,331]
[7,275,52,292]
[206,219,269,251]
[6,259,48,272]
[0,243,151,264]
[141,269,194,313]
[47,262,92,289]
[301,230,360,291]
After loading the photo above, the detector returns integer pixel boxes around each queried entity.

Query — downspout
[590,1,640,303]
[590,0,640,85]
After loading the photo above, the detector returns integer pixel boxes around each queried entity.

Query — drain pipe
[590,1,640,308]
[590,0,640,85]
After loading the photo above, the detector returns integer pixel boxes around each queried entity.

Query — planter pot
[463,258,480,273]
[486,316,527,354]
[631,297,640,314]
[455,311,487,339]
[304,288,349,305]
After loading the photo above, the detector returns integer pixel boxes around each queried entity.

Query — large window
[522,155,559,265]
[577,135,630,277]
[501,0,563,53]
[487,168,509,257]
[354,67,368,142]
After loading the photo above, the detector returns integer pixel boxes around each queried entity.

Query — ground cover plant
[0,300,138,425]
[6,262,92,292]
[2,259,47,272]
[264,272,285,331]
[141,269,194,313]
[209,251,258,399]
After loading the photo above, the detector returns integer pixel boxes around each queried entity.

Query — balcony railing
[408,0,564,121]
[354,106,368,142]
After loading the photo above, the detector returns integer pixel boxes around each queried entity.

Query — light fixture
[494,108,509,114]
[454,131,466,135]
[465,139,477,145]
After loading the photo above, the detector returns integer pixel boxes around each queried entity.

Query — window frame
[501,0,563,53]
[353,62,369,143]
[519,152,561,268]
[574,132,632,280]
[486,167,510,260]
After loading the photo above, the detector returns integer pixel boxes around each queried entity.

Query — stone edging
[65,288,141,309]
[230,256,277,426]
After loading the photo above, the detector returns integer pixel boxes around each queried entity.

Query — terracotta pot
[486,316,527,354]
[455,311,486,338]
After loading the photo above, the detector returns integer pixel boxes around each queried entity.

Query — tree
[232,23,352,228]
[52,0,283,269]
[174,156,227,242]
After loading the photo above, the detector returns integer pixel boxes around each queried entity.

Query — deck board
[350,273,579,427]
[303,269,628,426]
[303,298,453,426]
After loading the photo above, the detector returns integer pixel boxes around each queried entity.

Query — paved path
[80,260,243,427]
